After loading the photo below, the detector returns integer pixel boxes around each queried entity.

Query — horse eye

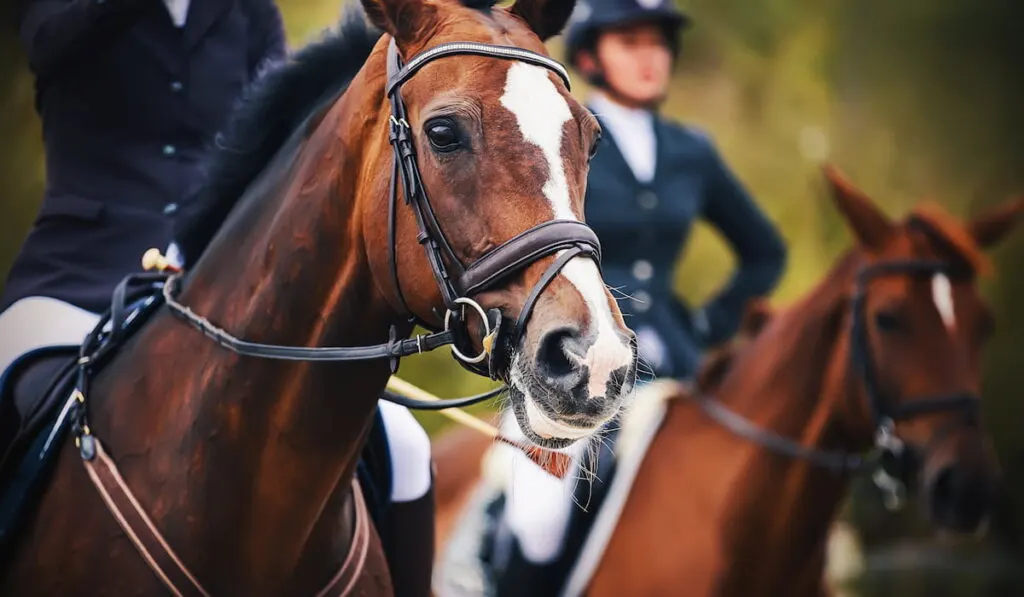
[588,134,602,160]
[425,119,460,152]
[875,309,903,333]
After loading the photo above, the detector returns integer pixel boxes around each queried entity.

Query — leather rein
[65,39,600,597]
[693,256,980,509]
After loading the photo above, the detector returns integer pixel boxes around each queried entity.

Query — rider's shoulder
[657,119,719,156]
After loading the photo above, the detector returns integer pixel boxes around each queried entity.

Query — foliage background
[2,1,1022,594]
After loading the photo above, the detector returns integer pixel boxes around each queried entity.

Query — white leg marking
[931,273,957,332]
[500,63,633,400]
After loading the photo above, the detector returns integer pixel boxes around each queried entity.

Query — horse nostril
[931,467,957,508]
[536,327,585,381]
[930,466,994,531]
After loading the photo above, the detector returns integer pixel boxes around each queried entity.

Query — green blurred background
[2,1,1023,594]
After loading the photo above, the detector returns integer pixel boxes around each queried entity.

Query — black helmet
[563,0,691,66]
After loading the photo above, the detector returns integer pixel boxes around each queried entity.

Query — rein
[693,257,981,508]
[63,36,599,597]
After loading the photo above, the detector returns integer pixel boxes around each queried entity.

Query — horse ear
[967,195,1024,249]
[361,0,437,46]
[510,0,577,41]
[822,164,895,251]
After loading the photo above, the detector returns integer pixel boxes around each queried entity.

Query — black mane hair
[172,7,383,265]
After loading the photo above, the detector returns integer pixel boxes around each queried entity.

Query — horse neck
[713,250,866,594]
[97,67,401,591]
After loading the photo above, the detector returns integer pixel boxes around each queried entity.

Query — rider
[0,3,433,596]
[489,0,787,594]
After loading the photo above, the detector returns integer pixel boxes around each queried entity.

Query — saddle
[0,273,397,566]
[0,274,165,560]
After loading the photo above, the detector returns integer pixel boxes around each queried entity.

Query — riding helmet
[563,0,692,66]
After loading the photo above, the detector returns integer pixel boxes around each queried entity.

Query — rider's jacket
[2,0,286,314]
[584,95,786,378]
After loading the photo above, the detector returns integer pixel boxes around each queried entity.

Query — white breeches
[0,293,434,506]
[0,296,102,378]
[379,400,433,503]
[494,411,590,564]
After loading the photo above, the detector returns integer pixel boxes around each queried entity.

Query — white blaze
[931,273,957,332]
[500,62,632,406]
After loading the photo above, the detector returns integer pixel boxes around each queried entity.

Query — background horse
[0,0,639,594]
[432,166,1023,597]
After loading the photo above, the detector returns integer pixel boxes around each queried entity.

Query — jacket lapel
[650,116,671,187]
[130,5,184,75]
[182,0,233,50]
[591,110,643,187]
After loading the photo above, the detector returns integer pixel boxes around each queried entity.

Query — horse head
[824,164,1024,535]
[358,0,638,449]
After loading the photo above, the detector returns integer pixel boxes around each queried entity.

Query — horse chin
[505,383,606,451]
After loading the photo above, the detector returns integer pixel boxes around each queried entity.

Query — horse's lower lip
[524,399,600,441]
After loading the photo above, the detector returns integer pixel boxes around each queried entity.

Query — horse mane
[907,203,993,276]
[173,7,384,265]
[695,299,776,394]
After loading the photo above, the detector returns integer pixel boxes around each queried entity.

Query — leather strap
[459,220,601,296]
[83,441,211,597]
[386,41,570,96]
[83,440,373,597]
[316,480,372,597]
[514,245,589,347]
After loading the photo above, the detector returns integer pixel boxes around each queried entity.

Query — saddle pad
[558,379,681,597]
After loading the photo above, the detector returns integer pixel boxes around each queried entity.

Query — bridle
[696,254,981,509]
[382,39,601,379]
[74,39,601,424]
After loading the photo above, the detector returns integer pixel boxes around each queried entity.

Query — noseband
[696,257,981,509]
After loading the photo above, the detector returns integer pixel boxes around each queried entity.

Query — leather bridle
[116,39,601,413]
[382,39,601,380]
[695,255,981,509]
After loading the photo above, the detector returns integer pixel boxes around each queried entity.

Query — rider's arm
[248,0,287,78]
[16,0,153,79]
[692,136,787,346]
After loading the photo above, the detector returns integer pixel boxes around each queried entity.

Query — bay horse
[432,166,1023,597]
[0,0,639,594]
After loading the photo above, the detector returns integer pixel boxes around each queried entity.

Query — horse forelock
[906,204,993,277]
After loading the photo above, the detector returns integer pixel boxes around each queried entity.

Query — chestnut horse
[433,166,1023,597]
[0,0,639,594]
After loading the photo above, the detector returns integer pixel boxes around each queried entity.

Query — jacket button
[163,203,178,216]
[637,191,658,210]
[162,144,177,156]
[632,290,652,313]
[170,81,183,92]
[632,259,653,281]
